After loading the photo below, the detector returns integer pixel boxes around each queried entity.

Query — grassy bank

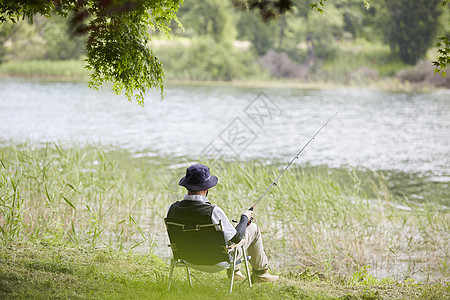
[1,242,448,299]
[0,59,444,92]
[0,60,89,81]
[0,143,448,293]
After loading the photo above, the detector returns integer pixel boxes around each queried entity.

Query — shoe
[251,269,279,283]
[227,269,246,281]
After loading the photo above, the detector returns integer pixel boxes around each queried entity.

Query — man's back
[166,200,215,225]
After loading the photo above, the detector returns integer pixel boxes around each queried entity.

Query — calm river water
[0,78,449,204]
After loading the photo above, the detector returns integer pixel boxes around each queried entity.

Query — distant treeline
[0,0,448,85]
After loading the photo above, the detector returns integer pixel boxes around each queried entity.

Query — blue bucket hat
[179,164,218,191]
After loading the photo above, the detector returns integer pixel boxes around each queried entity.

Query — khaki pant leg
[242,222,269,271]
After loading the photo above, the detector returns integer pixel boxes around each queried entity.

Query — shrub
[396,61,450,87]
[154,37,263,81]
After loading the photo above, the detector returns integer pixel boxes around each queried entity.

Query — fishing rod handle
[247,207,254,226]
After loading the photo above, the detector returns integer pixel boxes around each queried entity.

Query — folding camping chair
[164,219,252,293]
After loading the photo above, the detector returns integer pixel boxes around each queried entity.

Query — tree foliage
[234,0,448,73]
[0,0,182,105]
[232,0,295,21]
[382,0,442,65]
[434,35,449,77]
[0,15,86,62]
[178,0,236,45]
[155,37,262,81]
[235,9,277,54]
[0,0,448,93]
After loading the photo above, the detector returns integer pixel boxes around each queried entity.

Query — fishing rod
[247,112,338,222]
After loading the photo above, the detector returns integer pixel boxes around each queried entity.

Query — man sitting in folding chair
[166,164,279,284]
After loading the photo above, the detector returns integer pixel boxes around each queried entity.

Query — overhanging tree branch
[433,1,449,77]
[0,0,182,105]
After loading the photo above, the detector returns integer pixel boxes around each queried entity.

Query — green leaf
[61,194,76,210]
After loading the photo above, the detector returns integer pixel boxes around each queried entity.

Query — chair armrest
[228,238,246,250]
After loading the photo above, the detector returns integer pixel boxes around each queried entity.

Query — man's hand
[241,210,253,220]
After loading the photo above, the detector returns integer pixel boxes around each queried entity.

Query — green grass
[0,60,89,80]
[0,143,448,287]
[1,242,448,299]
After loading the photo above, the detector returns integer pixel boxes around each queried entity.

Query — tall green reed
[0,156,25,243]
[0,143,161,252]
[0,144,447,282]
[198,159,448,281]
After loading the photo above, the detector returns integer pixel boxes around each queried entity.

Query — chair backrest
[164,219,231,265]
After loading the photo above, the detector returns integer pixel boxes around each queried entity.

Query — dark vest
[166,200,215,225]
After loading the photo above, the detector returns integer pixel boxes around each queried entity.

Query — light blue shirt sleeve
[211,206,237,242]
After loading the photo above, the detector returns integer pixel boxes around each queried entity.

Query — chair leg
[168,259,175,291]
[229,247,239,293]
[242,247,252,287]
[229,268,235,294]
[186,267,193,287]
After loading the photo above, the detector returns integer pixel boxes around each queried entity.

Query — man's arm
[230,214,248,244]
[212,207,253,244]
[230,209,253,243]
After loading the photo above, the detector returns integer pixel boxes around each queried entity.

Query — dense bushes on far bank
[0,53,448,91]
